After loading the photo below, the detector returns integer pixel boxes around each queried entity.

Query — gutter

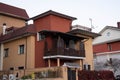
[0,32,36,44]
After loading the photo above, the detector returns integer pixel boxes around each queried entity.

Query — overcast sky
[0,0,120,33]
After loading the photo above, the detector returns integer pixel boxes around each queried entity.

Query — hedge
[78,70,115,80]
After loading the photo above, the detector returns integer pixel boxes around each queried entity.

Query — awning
[63,63,80,68]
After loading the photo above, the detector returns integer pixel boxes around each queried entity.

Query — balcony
[44,47,85,58]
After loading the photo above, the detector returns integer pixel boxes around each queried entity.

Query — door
[68,68,76,80]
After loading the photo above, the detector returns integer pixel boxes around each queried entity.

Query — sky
[0,0,120,33]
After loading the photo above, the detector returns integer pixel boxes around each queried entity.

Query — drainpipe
[0,44,4,71]
[24,37,28,76]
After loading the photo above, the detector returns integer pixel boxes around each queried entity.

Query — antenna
[89,18,94,29]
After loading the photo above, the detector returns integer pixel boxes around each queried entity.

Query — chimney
[117,22,120,28]
[3,23,7,35]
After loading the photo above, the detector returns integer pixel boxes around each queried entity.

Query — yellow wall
[84,38,94,70]
[76,34,94,70]
[3,36,35,70]
[0,15,26,34]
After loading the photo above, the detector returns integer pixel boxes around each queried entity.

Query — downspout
[24,37,28,76]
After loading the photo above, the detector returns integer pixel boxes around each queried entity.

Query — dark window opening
[18,66,24,70]
[4,48,9,58]
[10,67,14,70]
[39,33,45,40]
[83,64,91,70]
[107,43,112,51]
[19,45,24,54]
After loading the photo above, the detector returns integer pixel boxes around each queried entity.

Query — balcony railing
[44,47,85,57]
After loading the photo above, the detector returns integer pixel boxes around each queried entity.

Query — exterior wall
[111,41,120,51]
[34,15,72,32]
[3,36,35,70]
[26,36,35,69]
[84,38,94,70]
[34,16,51,32]
[93,43,108,53]
[93,41,120,53]
[35,37,46,68]
[93,29,120,45]
[50,15,71,32]
[0,15,26,34]
[76,34,94,70]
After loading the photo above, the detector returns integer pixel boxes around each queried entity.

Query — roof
[99,26,120,34]
[68,29,100,38]
[31,10,77,20]
[39,30,86,40]
[0,24,36,43]
[63,62,80,68]
[0,2,29,20]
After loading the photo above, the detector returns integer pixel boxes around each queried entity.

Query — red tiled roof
[0,24,36,43]
[31,10,77,21]
[0,2,29,20]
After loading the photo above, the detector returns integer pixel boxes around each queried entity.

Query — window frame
[107,43,112,51]
[18,44,25,54]
[4,48,9,58]
[37,32,45,41]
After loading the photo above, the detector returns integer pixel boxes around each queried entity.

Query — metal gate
[68,68,76,80]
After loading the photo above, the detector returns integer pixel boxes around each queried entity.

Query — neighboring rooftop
[31,10,77,21]
[0,24,36,43]
[99,26,120,34]
[72,25,92,32]
[0,2,29,20]
[68,29,100,38]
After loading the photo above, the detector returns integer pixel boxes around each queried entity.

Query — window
[107,43,112,51]
[18,66,24,70]
[83,64,91,70]
[106,32,110,37]
[4,48,9,58]
[10,67,14,70]
[19,45,24,54]
[37,32,45,41]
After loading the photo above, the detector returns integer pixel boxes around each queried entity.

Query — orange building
[0,2,99,79]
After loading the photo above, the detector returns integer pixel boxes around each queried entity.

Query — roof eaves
[31,10,77,21]
[0,11,29,20]
[68,29,101,38]
[0,32,35,43]
[39,30,85,40]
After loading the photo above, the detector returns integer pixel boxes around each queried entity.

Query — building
[0,3,99,79]
[0,2,29,71]
[93,22,120,75]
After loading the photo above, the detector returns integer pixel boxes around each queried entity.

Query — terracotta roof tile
[0,2,29,20]
[0,24,36,43]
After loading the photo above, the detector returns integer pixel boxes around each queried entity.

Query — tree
[104,58,120,74]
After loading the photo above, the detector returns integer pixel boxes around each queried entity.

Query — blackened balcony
[44,47,85,58]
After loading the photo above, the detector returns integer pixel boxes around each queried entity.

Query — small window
[4,48,9,58]
[18,45,24,54]
[10,67,14,70]
[106,32,110,37]
[107,43,112,51]
[18,66,24,70]
[83,64,91,70]
[37,32,45,41]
